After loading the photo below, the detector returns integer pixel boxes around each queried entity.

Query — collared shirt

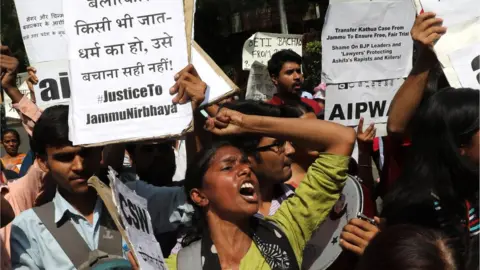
[10,182,194,270]
[269,184,295,216]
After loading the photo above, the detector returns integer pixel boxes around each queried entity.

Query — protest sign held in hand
[321,1,415,83]
[108,169,167,270]
[63,0,192,145]
[192,42,240,106]
[242,32,302,70]
[417,0,480,89]
[325,79,405,126]
[14,0,71,108]
[245,61,276,101]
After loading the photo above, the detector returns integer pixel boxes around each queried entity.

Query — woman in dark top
[382,88,479,270]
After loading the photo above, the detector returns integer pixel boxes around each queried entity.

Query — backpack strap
[33,202,91,268]
[177,239,202,270]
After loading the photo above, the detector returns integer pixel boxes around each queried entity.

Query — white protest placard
[321,1,415,83]
[242,32,302,70]
[13,0,67,63]
[34,61,71,108]
[449,44,480,89]
[63,0,191,145]
[192,42,239,105]
[245,61,277,101]
[109,171,166,270]
[417,0,480,88]
[325,79,404,126]
[14,0,71,108]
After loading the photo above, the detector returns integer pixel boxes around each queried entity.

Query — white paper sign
[242,32,302,70]
[325,79,404,126]
[321,1,415,83]
[418,0,480,88]
[191,47,236,105]
[110,171,166,270]
[63,0,191,145]
[448,44,480,89]
[33,61,71,108]
[245,61,276,101]
[14,0,68,63]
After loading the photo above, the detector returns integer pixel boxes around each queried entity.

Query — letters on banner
[242,32,302,70]
[321,1,415,83]
[109,169,167,270]
[325,79,405,126]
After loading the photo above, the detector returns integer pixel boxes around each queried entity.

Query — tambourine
[302,175,365,270]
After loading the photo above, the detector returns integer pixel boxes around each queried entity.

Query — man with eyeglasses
[219,101,303,216]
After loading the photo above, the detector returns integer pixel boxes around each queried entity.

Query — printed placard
[109,170,167,270]
[321,1,415,83]
[242,32,302,70]
[63,0,191,145]
[325,79,405,126]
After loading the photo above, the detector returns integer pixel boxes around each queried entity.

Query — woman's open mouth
[239,181,258,202]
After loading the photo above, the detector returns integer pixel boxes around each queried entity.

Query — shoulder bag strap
[33,202,91,268]
[177,240,202,270]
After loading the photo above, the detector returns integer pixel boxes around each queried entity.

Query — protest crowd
[0,1,479,270]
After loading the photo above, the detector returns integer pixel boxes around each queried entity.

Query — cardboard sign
[321,1,415,83]
[109,170,167,270]
[417,0,480,89]
[245,61,276,101]
[242,32,302,70]
[325,79,405,126]
[63,0,192,145]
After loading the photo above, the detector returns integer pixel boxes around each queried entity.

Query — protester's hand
[0,46,19,91]
[357,117,375,152]
[411,12,447,48]
[26,66,38,103]
[340,217,383,255]
[204,107,247,136]
[170,64,206,109]
[127,251,139,270]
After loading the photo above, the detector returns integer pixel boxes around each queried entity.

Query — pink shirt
[1,95,44,269]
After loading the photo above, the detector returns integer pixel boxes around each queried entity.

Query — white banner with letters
[242,32,302,70]
[325,79,404,126]
[109,170,166,270]
[417,0,480,89]
[321,1,415,83]
[14,0,70,108]
[63,0,191,145]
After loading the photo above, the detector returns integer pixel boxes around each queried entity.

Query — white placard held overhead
[448,44,480,89]
[14,0,68,63]
[417,0,480,88]
[245,61,277,101]
[321,1,415,83]
[109,170,166,270]
[242,32,302,70]
[325,79,405,126]
[63,0,191,145]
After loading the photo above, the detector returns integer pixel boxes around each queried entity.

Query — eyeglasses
[255,140,292,154]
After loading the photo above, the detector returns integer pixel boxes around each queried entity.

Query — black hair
[382,88,479,266]
[267,49,302,77]
[182,140,245,247]
[1,128,21,145]
[357,225,459,270]
[281,99,315,115]
[31,105,71,156]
